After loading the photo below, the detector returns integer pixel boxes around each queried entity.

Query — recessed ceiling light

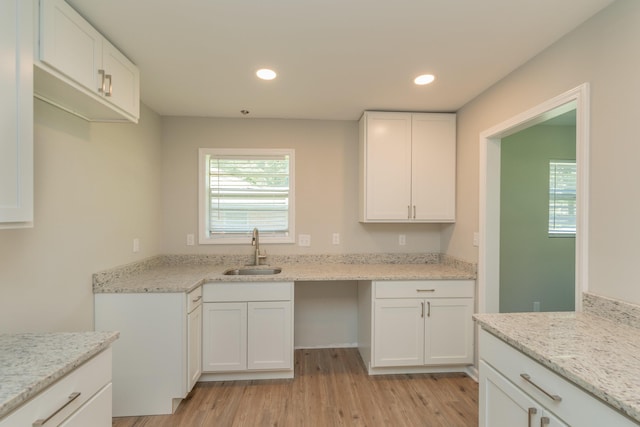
[414,74,435,85]
[256,68,277,80]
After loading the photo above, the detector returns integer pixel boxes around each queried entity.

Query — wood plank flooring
[112,348,478,427]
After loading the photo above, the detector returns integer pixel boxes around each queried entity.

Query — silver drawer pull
[528,408,537,427]
[33,392,81,426]
[520,374,562,402]
[192,295,202,303]
[541,416,550,426]
[417,289,435,292]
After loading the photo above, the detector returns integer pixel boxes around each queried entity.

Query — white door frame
[478,83,590,314]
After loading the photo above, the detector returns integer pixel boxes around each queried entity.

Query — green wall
[500,121,576,312]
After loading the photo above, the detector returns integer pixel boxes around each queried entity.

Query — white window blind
[548,160,576,236]
[199,149,295,244]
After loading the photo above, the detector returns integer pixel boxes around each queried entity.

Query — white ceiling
[67,0,615,120]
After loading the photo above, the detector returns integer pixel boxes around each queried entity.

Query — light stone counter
[93,253,476,294]
[0,331,119,419]
[474,298,640,424]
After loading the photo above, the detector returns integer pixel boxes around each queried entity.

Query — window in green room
[199,148,295,244]
[548,160,576,236]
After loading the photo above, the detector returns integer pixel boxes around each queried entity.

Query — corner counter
[0,331,119,421]
[474,293,640,425]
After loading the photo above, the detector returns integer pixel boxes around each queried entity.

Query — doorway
[477,84,589,314]
[499,109,576,312]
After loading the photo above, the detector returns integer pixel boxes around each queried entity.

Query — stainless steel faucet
[251,227,267,266]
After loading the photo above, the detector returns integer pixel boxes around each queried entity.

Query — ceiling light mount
[414,74,435,85]
[256,68,277,80]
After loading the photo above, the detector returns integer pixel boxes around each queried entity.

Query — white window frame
[198,148,295,244]
[548,159,576,237]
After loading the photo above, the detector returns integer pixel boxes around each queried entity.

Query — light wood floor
[112,348,478,427]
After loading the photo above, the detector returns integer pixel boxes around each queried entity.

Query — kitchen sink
[223,267,282,276]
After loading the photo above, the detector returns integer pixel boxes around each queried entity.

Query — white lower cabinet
[187,288,203,391]
[201,282,293,380]
[0,349,113,427]
[479,329,639,427]
[359,280,474,374]
[94,287,202,416]
[481,361,566,427]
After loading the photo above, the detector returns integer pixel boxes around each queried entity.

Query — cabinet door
[202,302,247,372]
[102,40,140,118]
[247,301,293,370]
[0,0,33,226]
[480,361,568,427]
[187,304,202,390]
[373,299,424,367]
[411,114,456,222]
[362,112,412,221]
[40,0,103,94]
[424,298,473,365]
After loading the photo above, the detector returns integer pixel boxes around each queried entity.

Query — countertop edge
[474,315,640,423]
[0,332,120,420]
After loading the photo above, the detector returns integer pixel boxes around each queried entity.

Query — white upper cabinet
[359,111,456,222]
[0,0,33,228]
[36,0,140,123]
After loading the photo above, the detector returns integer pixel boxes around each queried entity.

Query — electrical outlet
[533,301,541,312]
[332,233,340,245]
[133,238,140,253]
[399,234,406,246]
[299,234,311,247]
[473,232,479,247]
[186,234,195,246]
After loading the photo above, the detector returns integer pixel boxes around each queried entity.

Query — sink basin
[223,267,282,276]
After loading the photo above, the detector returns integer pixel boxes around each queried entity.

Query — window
[548,160,576,236]
[199,148,295,244]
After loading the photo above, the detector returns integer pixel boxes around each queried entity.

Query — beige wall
[445,0,640,304]
[0,100,163,333]
[161,117,443,255]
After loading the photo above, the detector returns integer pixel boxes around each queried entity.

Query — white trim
[478,83,590,313]
[198,148,296,245]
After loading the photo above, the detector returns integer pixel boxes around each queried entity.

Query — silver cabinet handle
[105,74,112,97]
[541,417,550,426]
[407,205,411,219]
[420,301,424,318]
[417,289,435,293]
[527,407,537,427]
[192,295,202,303]
[427,301,431,317]
[521,374,562,402]
[33,392,81,426]
[413,205,416,219]
[98,69,106,93]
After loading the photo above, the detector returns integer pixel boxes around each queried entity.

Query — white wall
[0,100,163,333]
[445,0,640,305]
[160,117,443,256]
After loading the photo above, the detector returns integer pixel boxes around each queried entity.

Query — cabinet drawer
[374,280,473,299]
[0,349,112,427]
[203,282,293,302]
[479,329,638,427]
[187,286,202,313]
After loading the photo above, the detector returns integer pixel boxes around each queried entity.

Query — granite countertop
[474,311,640,423]
[0,331,119,419]
[93,254,476,293]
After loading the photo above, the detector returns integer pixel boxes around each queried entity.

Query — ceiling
[67,0,615,120]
